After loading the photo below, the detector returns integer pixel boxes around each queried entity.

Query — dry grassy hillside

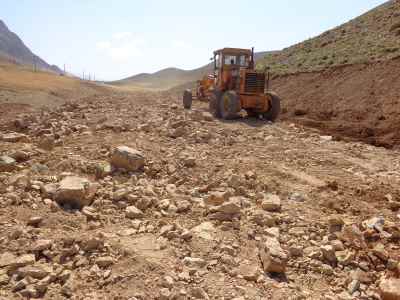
[259,0,400,74]
[0,58,110,120]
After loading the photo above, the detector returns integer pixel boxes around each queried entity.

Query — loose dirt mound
[273,56,400,148]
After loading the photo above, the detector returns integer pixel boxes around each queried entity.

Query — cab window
[239,55,249,67]
[224,55,237,65]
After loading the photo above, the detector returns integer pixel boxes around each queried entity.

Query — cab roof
[213,48,252,56]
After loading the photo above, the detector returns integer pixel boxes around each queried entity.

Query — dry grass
[0,58,111,109]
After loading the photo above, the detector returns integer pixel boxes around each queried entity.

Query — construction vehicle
[195,74,214,100]
[183,47,281,121]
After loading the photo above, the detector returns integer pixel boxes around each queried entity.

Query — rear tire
[183,89,192,109]
[209,90,222,118]
[220,91,241,120]
[262,92,281,122]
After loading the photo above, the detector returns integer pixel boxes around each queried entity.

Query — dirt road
[0,90,399,299]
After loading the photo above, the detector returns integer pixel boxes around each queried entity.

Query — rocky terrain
[0,90,399,299]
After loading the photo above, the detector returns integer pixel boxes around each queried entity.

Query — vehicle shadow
[219,116,273,128]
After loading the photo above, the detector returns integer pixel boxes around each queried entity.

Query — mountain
[110,51,274,90]
[258,0,400,74]
[0,19,62,74]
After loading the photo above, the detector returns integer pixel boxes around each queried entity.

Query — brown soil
[0,86,399,299]
[273,56,400,149]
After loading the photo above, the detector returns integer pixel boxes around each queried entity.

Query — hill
[0,57,111,123]
[258,0,400,74]
[0,19,62,74]
[111,51,272,90]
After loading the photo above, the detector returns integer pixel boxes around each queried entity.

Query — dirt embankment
[273,57,400,148]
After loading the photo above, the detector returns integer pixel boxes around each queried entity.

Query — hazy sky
[2,0,387,80]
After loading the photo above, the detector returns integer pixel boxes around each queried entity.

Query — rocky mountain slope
[259,0,400,75]
[0,20,62,74]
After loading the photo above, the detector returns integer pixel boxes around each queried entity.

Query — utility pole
[33,55,37,72]
[83,71,85,80]
[64,64,66,75]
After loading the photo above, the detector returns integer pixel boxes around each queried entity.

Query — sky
[2,0,388,81]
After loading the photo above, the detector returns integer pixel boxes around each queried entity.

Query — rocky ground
[0,90,399,300]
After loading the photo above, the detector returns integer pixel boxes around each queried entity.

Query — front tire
[209,90,222,118]
[263,92,281,122]
[220,91,241,120]
[183,89,192,109]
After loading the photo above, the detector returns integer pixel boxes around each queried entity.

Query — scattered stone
[96,256,114,268]
[363,216,385,232]
[348,279,360,295]
[288,246,303,257]
[320,135,333,142]
[379,278,400,300]
[0,155,17,172]
[32,239,52,252]
[159,288,171,300]
[202,112,214,121]
[259,237,287,274]
[7,254,35,269]
[320,245,337,264]
[82,237,104,251]
[125,205,144,219]
[17,265,51,279]
[38,135,55,150]
[249,210,276,227]
[1,132,29,143]
[214,200,241,215]
[95,161,112,178]
[27,216,43,227]
[55,176,98,208]
[111,146,145,172]
[239,264,260,282]
[162,275,174,288]
[204,191,230,206]
[261,194,281,212]
[183,257,207,268]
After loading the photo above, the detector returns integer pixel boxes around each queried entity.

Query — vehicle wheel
[209,90,222,118]
[183,89,192,109]
[262,92,281,122]
[220,91,241,120]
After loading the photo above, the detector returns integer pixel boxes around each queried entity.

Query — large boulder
[55,176,98,208]
[111,146,145,172]
[259,237,288,274]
